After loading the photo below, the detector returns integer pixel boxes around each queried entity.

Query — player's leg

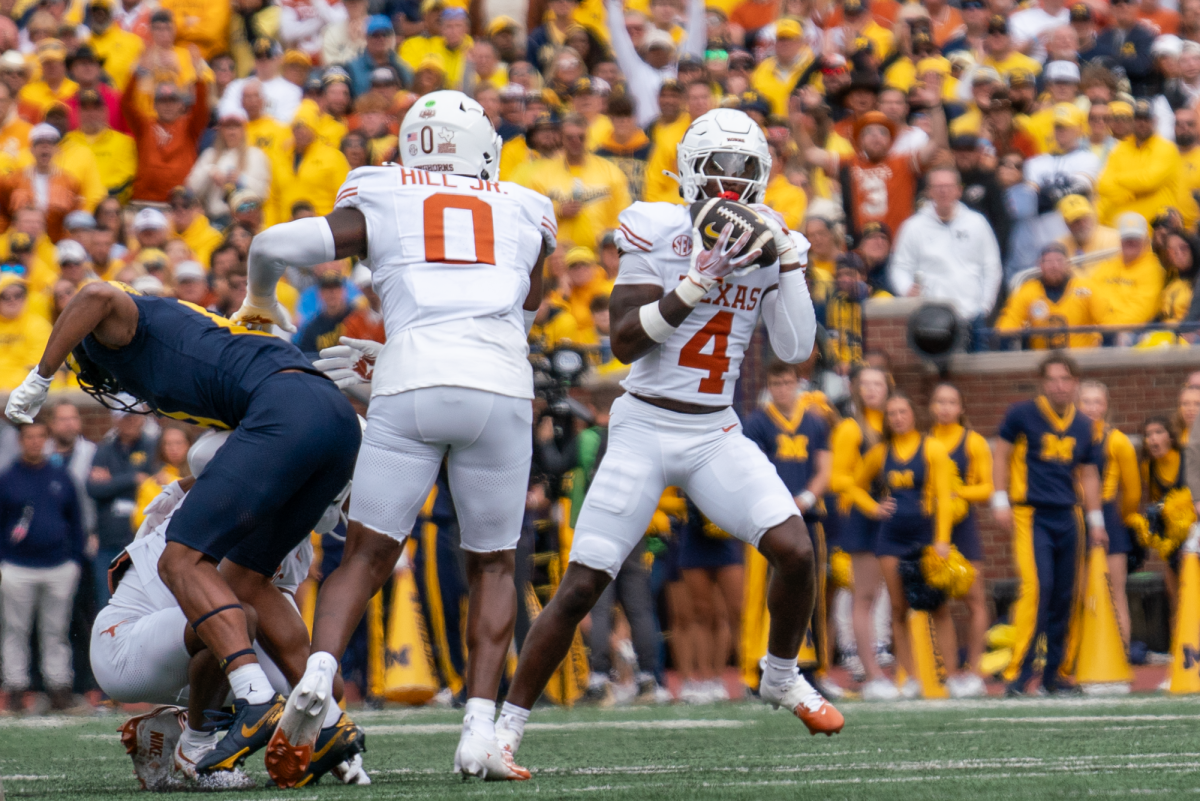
[1004,505,1042,693]
[267,390,439,787]
[1043,512,1081,691]
[684,427,841,734]
[220,564,312,690]
[1010,508,1056,693]
[499,398,670,755]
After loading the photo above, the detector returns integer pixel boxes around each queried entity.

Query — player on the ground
[231,90,556,784]
[493,108,842,766]
[91,431,368,790]
[5,282,361,779]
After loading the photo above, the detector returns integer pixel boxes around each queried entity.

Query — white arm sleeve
[760,270,817,364]
[247,216,337,302]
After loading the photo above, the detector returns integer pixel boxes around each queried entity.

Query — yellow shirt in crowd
[1088,248,1166,326]
[61,128,137,199]
[1097,133,1184,226]
[517,153,631,251]
[642,114,691,205]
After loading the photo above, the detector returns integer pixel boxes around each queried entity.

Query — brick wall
[866,298,1200,582]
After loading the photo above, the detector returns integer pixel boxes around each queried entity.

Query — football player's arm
[5,282,139,423]
[523,251,547,334]
[239,209,365,331]
[759,223,816,363]
[806,448,832,502]
[958,432,994,504]
[1114,432,1142,519]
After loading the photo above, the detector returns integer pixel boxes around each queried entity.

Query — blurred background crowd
[2,0,1200,712]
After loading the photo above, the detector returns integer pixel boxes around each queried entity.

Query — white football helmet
[400,90,502,180]
[676,108,771,204]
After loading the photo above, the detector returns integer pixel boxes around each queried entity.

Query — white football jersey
[335,166,557,400]
[614,202,799,407]
[108,497,314,617]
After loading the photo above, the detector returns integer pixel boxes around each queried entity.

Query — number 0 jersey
[334,166,557,400]
[614,202,801,407]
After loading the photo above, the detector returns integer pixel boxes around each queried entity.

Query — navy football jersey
[998,397,1096,508]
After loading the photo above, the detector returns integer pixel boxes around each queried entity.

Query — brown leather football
[689,197,778,268]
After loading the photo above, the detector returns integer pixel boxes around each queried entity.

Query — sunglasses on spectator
[0,290,25,302]
[144,261,167,272]
[236,202,260,213]
[59,260,82,268]
[0,262,25,276]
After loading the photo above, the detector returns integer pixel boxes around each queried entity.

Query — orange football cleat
[795,699,845,737]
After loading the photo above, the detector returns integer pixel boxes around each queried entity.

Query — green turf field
[4,694,1200,799]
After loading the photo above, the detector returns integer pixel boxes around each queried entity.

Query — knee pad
[569,530,626,579]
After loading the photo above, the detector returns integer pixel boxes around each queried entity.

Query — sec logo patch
[672,234,693,257]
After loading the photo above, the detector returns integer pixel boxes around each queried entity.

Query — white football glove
[6,368,51,424]
[135,480,187,539]
[752,205,801,269]
[677,223,762,306]
[314,337,383,389]
[230,295,296,334]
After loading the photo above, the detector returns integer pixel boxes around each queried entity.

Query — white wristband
[638,301,678,343]
[990,491,1010,510]
[1086,510,1105,529]
[797,491,816,510]
[675,271,713,307]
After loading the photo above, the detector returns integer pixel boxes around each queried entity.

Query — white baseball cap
[55,239,87,264]
[174,260,206,282]
[1117,212,1148,240]
[132,208,169,233]
[1044,60,1081,83]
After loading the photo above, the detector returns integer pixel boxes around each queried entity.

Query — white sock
[307,651,339,679]
[497,701,530,737]
[228,663,274,704]
[179,724,217,754]
[464,697,496,740]
[763,653,799,687]
[322,700,343,729]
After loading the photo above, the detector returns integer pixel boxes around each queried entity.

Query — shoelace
[196,701,242,733]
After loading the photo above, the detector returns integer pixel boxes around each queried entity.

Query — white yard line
[364,719,752,735]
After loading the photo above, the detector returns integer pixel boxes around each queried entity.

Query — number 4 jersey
[334,166,556,400]
[614,202,801,408]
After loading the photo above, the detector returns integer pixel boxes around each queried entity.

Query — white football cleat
[120,705,186,791]
[331,752,372,785]
[760,675,845,736]
[454,730,531,781]
[861,678,900,701]
[264,667,334,788]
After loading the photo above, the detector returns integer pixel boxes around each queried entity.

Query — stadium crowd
[1,0,1200,713]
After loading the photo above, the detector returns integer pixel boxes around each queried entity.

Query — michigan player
[995,353,1106,695]
[743,360,833,685]
[91,431,367,788]
[232,90,556,783]
[5,282,361,776]
[493,108,841,768]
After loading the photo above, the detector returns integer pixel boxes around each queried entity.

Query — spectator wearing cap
[641,80,690,203]
[827,0,896,61]
[400,6,473,90]
[1089,211,1167,329]
[566,78,612,152]
[801,82,947,241]
[279,0,349,65]
[1097,99,1184,226]
[18,40,77,120]
[186,108,271,224]
[0,124,82,243]
[130,207,169,253]
[891,166,1003,347]
[750,18,811,118]
[61,88,137,201]
[0,274,51,390]
[518,112,630,252]
[296,262,360,353]
[346,15,413,98]
[1024,104,1102,239]
[1008,0,1070,64]
[172,259,209,305]
[265,100,350,226]
[166,186,223,268]
[982,16,1041,81]
[949,66,1002,137]
[487,15,522,64]
[228,189,264,233]
[558,245,610,332]
[65,47,129,135]
[997,243,1101,349]
[218,38,303,125]
[822,252,871,371]
[763,140,807,231]
[123,48,208,203]
[500,99,558,180]
[315,70,353,145]
[1094,0,1158,97]
[1024,62,1083,153]
[239,80,292,169]
[950,134,1011,261]
[83,0,144,93]
[594,94,651,200]
[606,0,704,128]
[856,220,893,295]
[943,0,989,55]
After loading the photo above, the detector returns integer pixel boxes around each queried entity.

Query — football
[689,197,778,268]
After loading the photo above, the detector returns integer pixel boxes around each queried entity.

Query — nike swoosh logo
[241,706,282,739]
[722,424,737,432]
